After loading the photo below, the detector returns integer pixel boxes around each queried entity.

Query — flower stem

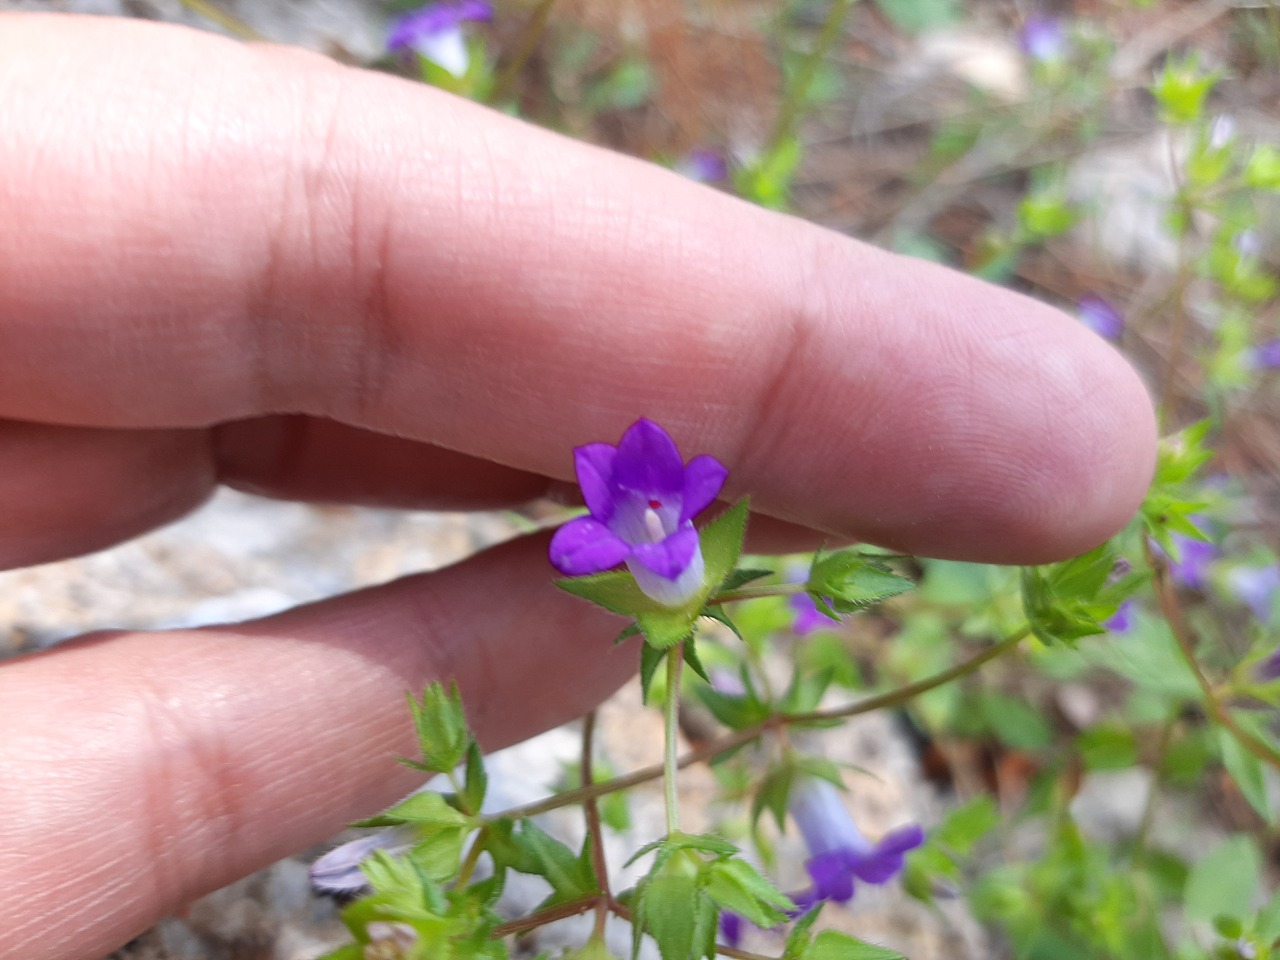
[490,0,558,105]
[494,626,1029,822]
[664,644,685,835]
[768,0,856,151]
[581,711,611,939]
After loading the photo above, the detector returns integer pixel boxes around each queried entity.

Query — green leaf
[802,930,905,960]
[1219,725,1275,825]
[408,824,473,882]
[1077,724,1138,771]
[872,0,957,35]
[1255,886,1280,943]
[933,795,1000,852]
[640,642,669,704]
[782,905,823,960]
[980,692,1054,750]
[807,551,915,613]
[1184,835,1261,924]
[635,850,719,960]
[509,821,599,907]
[354,790,474,829]
[406,682,473,774]
[701,499,751,597]
[694,684,771,730]
[1022,542,1136,647]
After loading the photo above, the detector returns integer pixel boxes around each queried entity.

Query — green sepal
[1245,145,1280,191]
[1021,542,1144,647]
[682,638,710,682]
[1141,421,1213,553]
[782,905,824,960]
[807,550,915,616]
[703,857,795,928]
[460,740,487,817]
[404,682,473,775]
[701,605,746,644]
[640,642,668,704]
[717,567,775,592]
[614,622,642,645]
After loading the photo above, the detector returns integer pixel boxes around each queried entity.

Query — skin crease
[0,13,1156,960]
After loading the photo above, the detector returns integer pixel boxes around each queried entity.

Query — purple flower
[1020,14,1067,63]
[789,592,831,636]
[788,778,924,909]
[676,148,729,184]
[549,419,727,607]
[1256,648,1280,683]
[310,827,416,894]
[1105,598,1136,634]
[1247,338,1280,370]
[1228,565,1280,623]
[1167,531,1217,590]
[388,1,493,77]
[1078,294,1124,340]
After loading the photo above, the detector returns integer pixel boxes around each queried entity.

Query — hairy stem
[581,711,612,938]
[494,626,1029,822]
[665,644,685,835]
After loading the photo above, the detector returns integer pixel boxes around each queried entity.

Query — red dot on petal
[648,500,662,509]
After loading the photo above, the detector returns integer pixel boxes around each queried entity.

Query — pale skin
[0,13,1157,959]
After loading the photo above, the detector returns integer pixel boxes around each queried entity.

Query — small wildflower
[1256,647,1280,683]
[1078,294,1124,340]
[549,418,728,607]
[676,148,728,184]
[388,1,493,77]
[1228,564,1280,623]
[1105,598,1136,634]
[1246,338,1280,370]
[788,778,924,909]
[1020,14,1067,64]
[1167,531,1216,590]
[310,827,416,894]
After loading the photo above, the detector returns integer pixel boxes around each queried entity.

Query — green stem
[580,711,611,939]
[175,0,262,39]
[493,895,598,936]
[664,644,684,835]
[708,582,806,604]
[494,626,1029,822]
[490,0,558,105]
[768,0,856,150]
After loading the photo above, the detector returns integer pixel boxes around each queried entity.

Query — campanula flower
[1167,530,1217,590]
[1105,598,1136,634]
[676,148,729,184]
[388,1,493,77]
[310,826,416,894]
[549,418,728,607]
[1247,338,1280,371]
[1228,564,1280,623]
[1020,14,1067,64]
[1078,294,1124,340]
[788,777,924,908]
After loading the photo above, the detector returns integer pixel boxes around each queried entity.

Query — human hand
[0,14,1155,959]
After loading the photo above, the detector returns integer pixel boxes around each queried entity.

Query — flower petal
[630,524,699,579]
[549,516,631,575]
[804,850,855,903]
[847,824,924,883]
[613,418,684,500]
[574,443,618,521]
[680,454,728,521]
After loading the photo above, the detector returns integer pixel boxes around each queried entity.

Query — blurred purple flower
[388,1,493,77]
[1078,294,1124,340]
[310,826,416,894]
[1105,598,1136,634]
[1247,338,1280,370]
[549,418,727,607]
[789,778,924,908]
[719,778,922,947]
[1256,647,1280,683]
[1167,531,1216,590]
[789,591,831,636]
[1020,14,1067,63]
[676,148,729,184]
[1228,565,1280,623]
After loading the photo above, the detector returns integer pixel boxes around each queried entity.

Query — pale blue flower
[388,1,493,77]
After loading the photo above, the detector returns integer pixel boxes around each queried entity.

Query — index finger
[0,13,1156,562]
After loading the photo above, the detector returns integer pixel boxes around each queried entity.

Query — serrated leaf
[682,639,710,682]
[782,904,824,960]
[694,685,770,730]
[803,930,905,960]
[510,821,598,906]
[408,824,472,881]
[718,567,774,592]
[703,857,794,927]
[353,790,474,829]
[808,550,915,612]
